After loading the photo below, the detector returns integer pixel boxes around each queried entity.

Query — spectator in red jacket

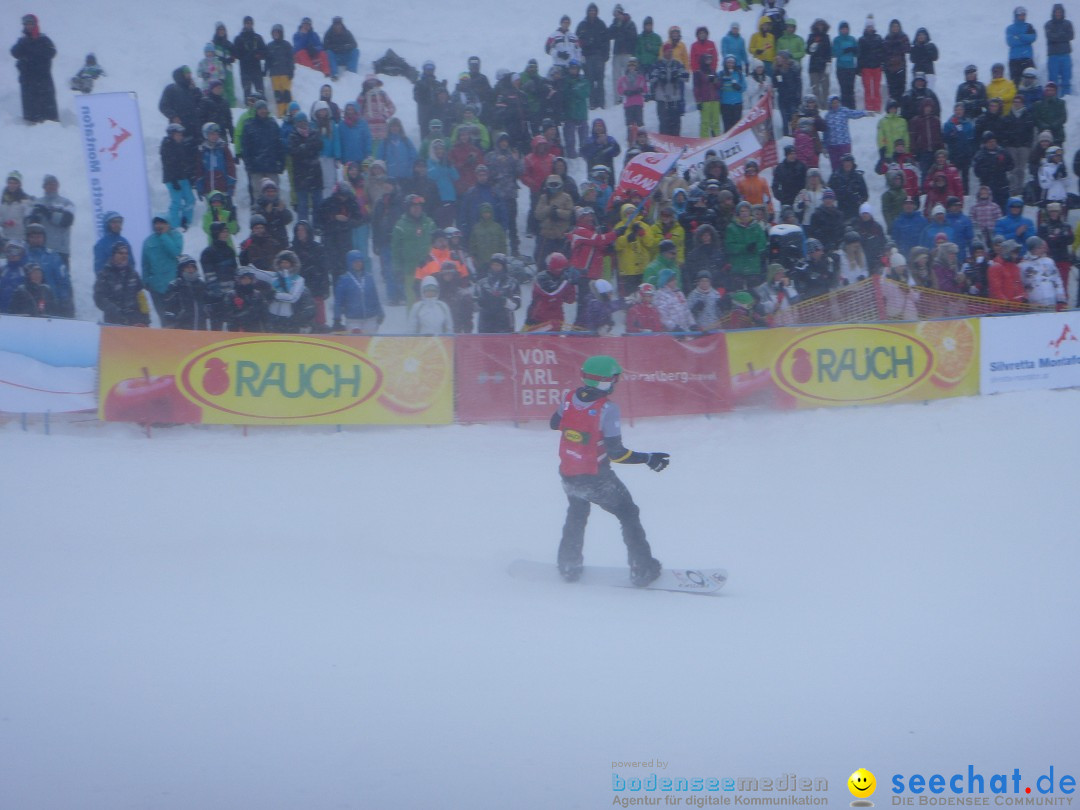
[908,98,943,174]
[987,239,1027,302]
[525,252,577,330]
[690,26,719,72]
[626,282,665,332]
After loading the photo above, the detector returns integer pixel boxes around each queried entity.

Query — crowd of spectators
[3,5,1078,334]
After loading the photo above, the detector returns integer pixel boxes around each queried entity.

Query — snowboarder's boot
[558,554,584,582]
[629,557,662,587]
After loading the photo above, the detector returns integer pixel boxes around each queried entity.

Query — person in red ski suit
[550,355,669,585]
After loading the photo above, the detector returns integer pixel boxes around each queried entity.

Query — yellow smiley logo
[848,768,877,798]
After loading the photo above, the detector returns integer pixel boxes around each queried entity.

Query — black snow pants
[558,466,652,567]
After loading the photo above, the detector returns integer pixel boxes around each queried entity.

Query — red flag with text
[612,150,683,204]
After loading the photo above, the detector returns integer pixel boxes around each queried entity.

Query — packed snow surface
[3,389,1078,808]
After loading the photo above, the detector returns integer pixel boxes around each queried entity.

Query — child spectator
[688,272,725,330]
[654,268,695,331]
[525,252,576,331]
[8,262,58,317]
[408,275,453,334]
[333,251,382,333]
[226,268,267,331]
[70,53,104,94]
[625,283,665,332]
[162,255,212,330]
[581,278,621,335]
[617,57,648,136]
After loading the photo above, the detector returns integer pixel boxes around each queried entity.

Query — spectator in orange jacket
[735,159,774,214]
[987,239,1027,302]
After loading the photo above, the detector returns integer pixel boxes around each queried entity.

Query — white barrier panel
[76,92,153,264]
[0,317,100,413]
[980,311,1080,395]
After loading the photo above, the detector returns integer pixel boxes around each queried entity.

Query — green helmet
[581,355,623,388]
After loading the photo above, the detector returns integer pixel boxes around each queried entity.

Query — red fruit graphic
[202,357,230,396]
[791,348,813,384]
[104,367,202,424]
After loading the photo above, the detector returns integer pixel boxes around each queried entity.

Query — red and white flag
[649,92,779,181]
[613,150,683,203]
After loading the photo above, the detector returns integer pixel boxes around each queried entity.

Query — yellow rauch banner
[98,328,453,425]
[726,320,980,408]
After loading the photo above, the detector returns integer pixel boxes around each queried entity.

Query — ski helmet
[581,355,623,390]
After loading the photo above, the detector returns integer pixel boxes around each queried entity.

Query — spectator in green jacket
[724,202,768,288]
[391,195,438,305]
[636,17,662,70]
[776,19,807,66]
[876,99,909,159]
[1032,81,1068,144]
[469,203,509,268]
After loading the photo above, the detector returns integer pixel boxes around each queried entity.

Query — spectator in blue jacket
[334,250,384,333]
[823,94,871,171]
[721,24,749,71]
[994,196,1036,241]
[945,197,975,260]
[457,164,508,241]
[719,56,745,131]
[832,21,859,109]
[0,241,28,313]
[292,17,329,77]
[241,101,286,193]
[1006,7,1038,84]
[24,223,73,316]
[377,118,419,180]
[1045,4,1074,96]
[943,102,977,194]
[141,217,185,318]
[890,196,929,256]
[338,102,373,165]
[92,211,131,275]
[427,140,461,228]
[920,204,957,249]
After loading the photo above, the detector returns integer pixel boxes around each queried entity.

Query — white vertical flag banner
[76,92,152,266]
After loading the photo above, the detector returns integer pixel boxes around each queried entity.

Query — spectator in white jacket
[1020,236,1066,308]
[409,275,454,333]
[1038,146,1069,205]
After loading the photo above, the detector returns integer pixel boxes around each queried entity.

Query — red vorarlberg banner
[648,91,778,180]
[454,334,731,423]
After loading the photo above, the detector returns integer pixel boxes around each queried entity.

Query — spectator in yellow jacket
[750,17,776,74]
[987,63,1017,107]
[665,26,691,71]
[614,203,657,292]
[648,204,686,264]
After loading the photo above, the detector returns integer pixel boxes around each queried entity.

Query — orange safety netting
[719,276,1043,330]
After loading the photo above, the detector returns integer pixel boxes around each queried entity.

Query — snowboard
[508,559,728,596]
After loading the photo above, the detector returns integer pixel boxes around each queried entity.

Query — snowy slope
[2,1,1080,808]
[2,390,1079,809]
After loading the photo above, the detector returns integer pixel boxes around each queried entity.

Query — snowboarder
[550,355,669,586]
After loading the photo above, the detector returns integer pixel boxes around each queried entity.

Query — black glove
[646,452,670,472]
